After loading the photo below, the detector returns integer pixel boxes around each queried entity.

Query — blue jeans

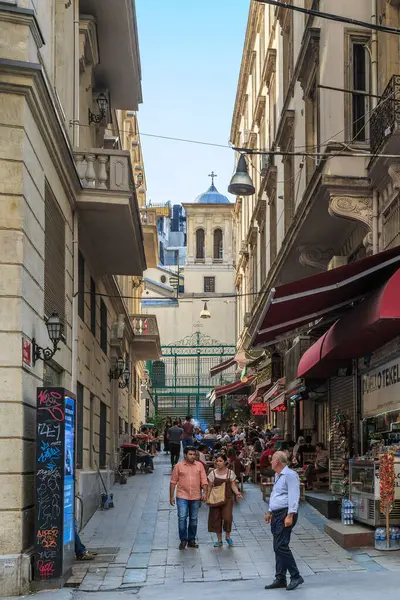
[271,509,300,581]
[182,438,193,450]
[74,521,86,557]
[176,498,201,542]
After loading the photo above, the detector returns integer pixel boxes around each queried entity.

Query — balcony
[140,209,158,268]
[370,75,400,156]
[75,149,146,275]
[130,314,161,360]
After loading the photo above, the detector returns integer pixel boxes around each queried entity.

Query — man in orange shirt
[170,446,208,550]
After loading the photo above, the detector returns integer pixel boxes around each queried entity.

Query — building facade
[0,1,159,593]
[230,0,400,480]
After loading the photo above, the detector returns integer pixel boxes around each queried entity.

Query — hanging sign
[251,403,268,416]
[270,392,287,412]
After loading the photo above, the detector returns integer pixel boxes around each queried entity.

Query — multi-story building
[0,1,159,593]
[230,0,400,489]
[143,179,237,427]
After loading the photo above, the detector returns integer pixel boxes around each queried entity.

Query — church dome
[195,180,230,205]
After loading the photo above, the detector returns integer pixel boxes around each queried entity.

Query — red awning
[251,246,400,348]
[210,356,236,378]
[212,376,255,400]
[298,267,400,379]
[248,390,259,404]
[264,377,285,402]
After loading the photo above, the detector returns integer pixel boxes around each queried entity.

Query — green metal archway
[147,331,236,428]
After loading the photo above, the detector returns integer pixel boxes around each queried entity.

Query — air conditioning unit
[284,336,314,384]
[328,256,348,270]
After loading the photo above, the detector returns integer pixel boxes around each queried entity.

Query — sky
[135,0,250,206]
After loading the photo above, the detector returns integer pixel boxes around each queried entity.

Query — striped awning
[209,356,236,378]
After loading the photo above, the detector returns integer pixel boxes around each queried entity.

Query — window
[282,16,294,98]
[100,299,107,354]
[284,152,295,232]
[213,229,223,260]
[78,251,85,320]
[132,366,137,399]
[152,360,165,387]
[44,183,65,323]
[90,277,96,336]
[269,192,277,264]
[76,382,84,469]
[269,74,277,145]
[260,223,266,284]
[204,276,215,293]
[196,228,205,260]
[351,42,370,141]
[99,401,107,468]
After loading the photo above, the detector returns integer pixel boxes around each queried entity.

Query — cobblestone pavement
[72,454,400,591]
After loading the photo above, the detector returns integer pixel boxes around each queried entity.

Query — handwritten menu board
[34,388,75,584]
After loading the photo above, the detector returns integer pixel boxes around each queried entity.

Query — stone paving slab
[71,453,400,590]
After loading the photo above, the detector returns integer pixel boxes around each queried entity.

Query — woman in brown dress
[206,454,243,547]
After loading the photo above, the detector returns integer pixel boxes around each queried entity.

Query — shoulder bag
[207,469,231,507]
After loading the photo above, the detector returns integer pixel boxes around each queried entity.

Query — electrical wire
[254,0,400,35]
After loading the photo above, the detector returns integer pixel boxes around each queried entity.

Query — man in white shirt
[264,451,303,591]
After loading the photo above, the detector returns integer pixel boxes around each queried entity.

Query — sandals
[214,541,223,547]
[226,538,233,547]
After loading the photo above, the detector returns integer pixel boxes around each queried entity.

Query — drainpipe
[71,212,78,395]
[371,0,379,255]
[73,0,80,147]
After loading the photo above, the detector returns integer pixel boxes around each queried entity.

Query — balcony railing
[74,150,134,192]
[131,314,159,337]
[370,75,400,155]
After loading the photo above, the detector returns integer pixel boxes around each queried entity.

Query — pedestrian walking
[264,451,303,591]
[206,454,243,547]
[170,446,208,550]
[167,420,183,468]
[181,415,194,450]
[164,416,172,454]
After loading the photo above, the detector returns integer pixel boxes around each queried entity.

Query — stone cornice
[79,15,99,72]
[275,109,295,151]
[297,28,320,96]
[263,48,277,90]
[230,2,261,144]
[0,3,45,49]
[0,59,81,206]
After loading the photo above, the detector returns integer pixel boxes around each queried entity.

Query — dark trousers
[271,508,300,581]
[305,464,328,487]
[170,443,180,467]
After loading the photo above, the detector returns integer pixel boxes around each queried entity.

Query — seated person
[304,442,329,489]
[259,442,276,477]
[298,435,316,465]
[131,437,154,472]
[227,448,244,480]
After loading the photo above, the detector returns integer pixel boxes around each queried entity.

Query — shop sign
[270,392,286,412]
[251,403,268,416]
[363,358,400,417]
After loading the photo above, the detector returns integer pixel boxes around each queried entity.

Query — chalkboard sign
[34,387,75,585]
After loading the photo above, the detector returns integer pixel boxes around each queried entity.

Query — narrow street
[63,454,399,591]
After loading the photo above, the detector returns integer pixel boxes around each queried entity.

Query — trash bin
[121,443,137,475]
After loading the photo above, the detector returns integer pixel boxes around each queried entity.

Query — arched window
[213,228,223,260]
[196,228,205,259]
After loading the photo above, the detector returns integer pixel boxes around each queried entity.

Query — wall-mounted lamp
[135,173,143,188]
[109,357,131,389]
[88,93,108,125]
[33,313,64,365]
[200,301,211,319]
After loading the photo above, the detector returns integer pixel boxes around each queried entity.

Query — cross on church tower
[208,171,217,186]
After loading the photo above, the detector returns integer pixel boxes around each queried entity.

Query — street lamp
[228,154,255,196]
[109,356,125,381]
[88,93,108,125]
[32,313,64,365]
[200,301,211,319]
[119,367,131,390]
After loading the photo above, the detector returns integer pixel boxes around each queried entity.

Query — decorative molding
[79,16,99,72]
[265,166,277,199]
[328,195,373,230]
[388,161,400,189]
[276,110,295,152]
[263,48,277,90]
[254,94,266,127]
[276,0,292,32]
[299,246,333,270]
[0,4,44,50]
[297,28,320,96]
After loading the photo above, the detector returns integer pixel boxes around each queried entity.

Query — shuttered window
[90,277,96,336]
[100,299,107,354]
[78,251,85,320]
[329,376,354,495]
[44,184,65,324]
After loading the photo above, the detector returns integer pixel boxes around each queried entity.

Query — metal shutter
[44,184,66,323]
[329,376,354,494]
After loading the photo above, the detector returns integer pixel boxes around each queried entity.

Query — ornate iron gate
[147,331,236,429]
